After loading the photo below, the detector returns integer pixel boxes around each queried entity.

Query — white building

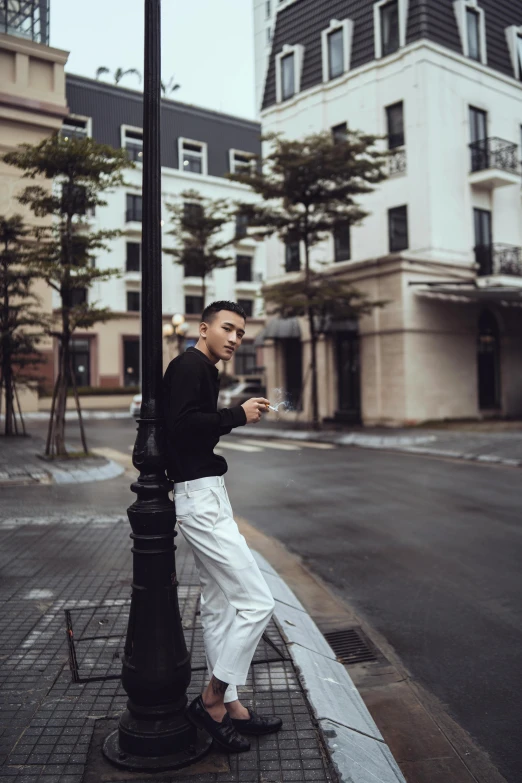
[54,75,265,391]
[255,0,522,425]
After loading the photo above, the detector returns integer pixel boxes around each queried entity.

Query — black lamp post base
[102,725,212,772]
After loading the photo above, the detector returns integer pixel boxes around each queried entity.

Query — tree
[4,133,131,457]
[161,76,181,97]
[0,215,47,436]
[230,130,388,428]
[164,189,239,306]
[96,66,142,86]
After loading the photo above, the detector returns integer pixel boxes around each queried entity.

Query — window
[328,28,344,80]
[69,339,91,388]
[281,53,295,100]
[236,212,249,239]
[126,194,142,222]
[466,8,480,61]
[454,1,486,65]
[70,288,87,306]
[179,139,207,175]
[61,116,90,140]
[506,27,522,80]
[61,183,87,216]
[123,127,143,162]
[267,26,272,45]
[469,106,487,171]
[473,207,492,275]
[185,295,204,315]
[237,300,254,319]
[234,342,257,374]
[266,0,271,18]
[126,242,141,272]
[381,0,399,56]
[334,224,351,262]
[332,122,348,144]
[184,259,203,277]
[230,150,256,174]
[276,45,304,103]
[285,236,300,272]
[127,291,141,312]
[236,255,253,282]
[183,201,203,225]
[388,206,409,252]
[123,338,140,387]
[518,35,522,80]
[386,102,404,148]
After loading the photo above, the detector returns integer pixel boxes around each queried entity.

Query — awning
[253,317,301,346]
[413,283,522,306]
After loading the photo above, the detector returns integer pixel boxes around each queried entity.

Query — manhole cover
[323,627,378,665]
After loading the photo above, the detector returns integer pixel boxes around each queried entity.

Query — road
[2,416,521,782]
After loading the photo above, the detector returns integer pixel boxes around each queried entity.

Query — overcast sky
[50,0,256,120]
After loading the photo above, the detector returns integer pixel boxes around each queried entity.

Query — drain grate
[323,627,378,665]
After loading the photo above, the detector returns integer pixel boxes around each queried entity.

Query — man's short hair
[202,300,247,323]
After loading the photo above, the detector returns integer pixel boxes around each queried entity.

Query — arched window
[477,310,500,410]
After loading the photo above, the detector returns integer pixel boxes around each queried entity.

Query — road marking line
[237,439,301,451]
[217,441,263,453]
[288,440,336,450]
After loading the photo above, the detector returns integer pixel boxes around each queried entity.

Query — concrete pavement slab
[320,718,406,783]
[273,600,337,659]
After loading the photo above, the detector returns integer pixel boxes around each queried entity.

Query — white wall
[261,40,522,277]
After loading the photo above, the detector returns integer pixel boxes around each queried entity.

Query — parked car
[218,378,266,409]
[130,393,142,418]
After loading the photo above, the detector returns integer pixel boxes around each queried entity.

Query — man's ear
[199,321,208,339]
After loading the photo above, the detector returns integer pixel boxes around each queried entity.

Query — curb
[251,550,407,783]
[45,458,125,484]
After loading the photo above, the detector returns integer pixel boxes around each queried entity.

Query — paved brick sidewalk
[0,511,334,783]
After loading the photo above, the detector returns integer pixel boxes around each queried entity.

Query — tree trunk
[69,350,88,454]
[303,231,320,429]
[53,337,69,457]
[2,339,14,436]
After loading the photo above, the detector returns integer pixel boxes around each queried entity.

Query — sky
[50,0,257,120]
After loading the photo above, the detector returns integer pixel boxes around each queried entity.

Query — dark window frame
[127,290,141,312]
[328,27,345,80]
[237,299,254,318]
[285,236,301,272]
[185,295,204,315]
[126,193,143,223]
[334,224,351,263]
[126,242,141,272]
[466,7,481,62]
[236,255,253,282]
[181,140,205,174]
[234,341,257,374]
[386,101,405,148]
[380,0,400,57]
[388,205,409,253]
[332,122,348,144]
[281,52,296,101]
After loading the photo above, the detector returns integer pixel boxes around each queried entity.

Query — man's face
[201,310,246,362]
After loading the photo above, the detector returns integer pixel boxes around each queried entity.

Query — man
[163,300,282,754]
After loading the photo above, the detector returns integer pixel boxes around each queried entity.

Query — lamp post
[102,0,211,771]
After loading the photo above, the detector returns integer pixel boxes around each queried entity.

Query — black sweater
[163,347,247,483]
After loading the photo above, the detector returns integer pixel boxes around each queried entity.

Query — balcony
[475,244,522,278]
[469,138,520,189]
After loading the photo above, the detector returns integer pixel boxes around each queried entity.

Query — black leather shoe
[186,696,251,753]
[231,708,283,736]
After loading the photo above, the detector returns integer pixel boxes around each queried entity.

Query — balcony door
[469,107,487,171]
[473,208,492,275]
[478,310,501,410]
[335,332,361,423]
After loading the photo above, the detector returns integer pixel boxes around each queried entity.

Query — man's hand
[241,397,270,424]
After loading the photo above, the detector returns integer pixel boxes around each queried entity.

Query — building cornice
[0,33,68,64]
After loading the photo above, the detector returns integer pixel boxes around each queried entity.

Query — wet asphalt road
[2,417,521,782]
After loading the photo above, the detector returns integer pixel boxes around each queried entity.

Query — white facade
[259,12,522,424]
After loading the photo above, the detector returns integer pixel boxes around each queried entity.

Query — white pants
[174,475,275,703]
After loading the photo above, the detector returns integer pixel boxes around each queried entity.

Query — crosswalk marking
[237,439,301,451]
[217,441,263,453]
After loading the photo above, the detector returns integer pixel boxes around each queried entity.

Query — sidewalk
[0,507,405,783]
[0,435,124,485]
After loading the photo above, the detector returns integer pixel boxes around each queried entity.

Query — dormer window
[61,115,90,140]
[454,1,487,65]
[179,138,207,175]
[374,0,409,59]
[505,26,522,81]
[122,126,143,162]
[322,19,353,82]
[275,45,304,103]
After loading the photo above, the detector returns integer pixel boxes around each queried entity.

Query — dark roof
[262,0,522,110]
[65,75,261,178]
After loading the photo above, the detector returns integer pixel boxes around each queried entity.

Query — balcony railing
[388,147,407,176]
[0,0,49,44]
[475,243,522,277]
[469,138,519,175]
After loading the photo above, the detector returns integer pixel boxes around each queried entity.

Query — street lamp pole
[103,0,211,771]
